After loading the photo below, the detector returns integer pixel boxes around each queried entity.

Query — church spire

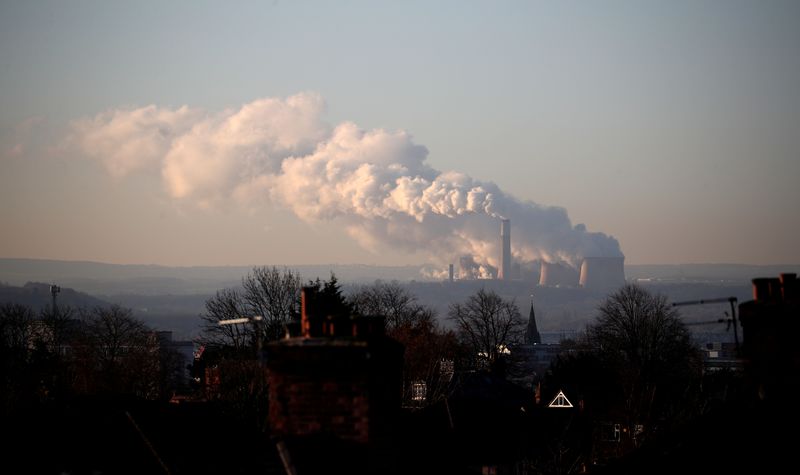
[525,296,541,345]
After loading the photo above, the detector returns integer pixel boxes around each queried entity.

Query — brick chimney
[738,273,800,405]
[268,287,403,445]
[780,273,797,301]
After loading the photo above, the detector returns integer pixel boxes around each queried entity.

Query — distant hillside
[0,258,427,295]
[626,263,800,283]
[3,258,798,295]
[0,281,108,311]
[0,281,202,340]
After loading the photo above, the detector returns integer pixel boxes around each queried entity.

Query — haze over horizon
[2,1,798,269]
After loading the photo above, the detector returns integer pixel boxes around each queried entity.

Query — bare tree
[241,266,302,341]
[448,289,525,373]
[194,267,303,429]
[0,302,35,352]
[392,316,463,406]
[198,266,302,355]
[349,281,434,331]
[39,304,78,351]
[79,305,157,396]
[586,284,702,441]
[199,288,252,351]
[350,282,462,406]
[0,303,37,411]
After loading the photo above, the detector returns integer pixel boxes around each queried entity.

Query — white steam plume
[71,92,622,273]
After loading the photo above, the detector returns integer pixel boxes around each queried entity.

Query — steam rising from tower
[70,93,624,273]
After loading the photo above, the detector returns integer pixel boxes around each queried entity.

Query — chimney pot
[301,286,324,337]
[768,278,783,302]
[780,273,797,301]
[752,278,769,302]
[752,278,772,302]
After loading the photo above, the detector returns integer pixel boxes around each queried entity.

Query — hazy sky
[1,1,798,268]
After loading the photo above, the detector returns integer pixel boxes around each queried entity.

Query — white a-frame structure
[547,390,574,408]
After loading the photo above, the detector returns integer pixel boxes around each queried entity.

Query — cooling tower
[498,219,511,280]
[579,257,625,290]
[539,261,580,287]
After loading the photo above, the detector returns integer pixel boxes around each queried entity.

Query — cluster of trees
[585,284,702,431]
[351,280,465,404]
[0,302,183,415]
[448,288,526,374]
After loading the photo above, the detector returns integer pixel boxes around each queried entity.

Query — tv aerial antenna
[672,297,739,355]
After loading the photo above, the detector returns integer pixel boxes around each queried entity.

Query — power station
[449,217,625,290]
[538,257,625,290]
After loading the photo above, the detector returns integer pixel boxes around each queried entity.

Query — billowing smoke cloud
[70,92,622,274]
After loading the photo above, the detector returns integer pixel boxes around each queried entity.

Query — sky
[1,0,798,269]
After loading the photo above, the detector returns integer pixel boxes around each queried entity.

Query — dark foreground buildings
[4,274,799,474]
[601,273,800,474]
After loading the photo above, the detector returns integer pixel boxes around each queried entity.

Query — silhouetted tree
[199,288,251,351]
[349,281,465,405]
[241,266,302,341]
[78,305,158,397]
[393,315,464,406]
[0,302,34,353]
[29,304,79,402]
[40,303,78,350]
[585,284,702,442]
[305,273,352,320]
[198,266,302,355]
[448,289,525,374]
[349,281,434,331]
[0,303,37,412]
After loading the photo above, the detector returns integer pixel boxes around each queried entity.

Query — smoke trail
[70,93,622,273]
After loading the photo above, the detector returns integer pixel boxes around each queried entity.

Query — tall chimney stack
[499,219,511,280]
[448,263,454,282]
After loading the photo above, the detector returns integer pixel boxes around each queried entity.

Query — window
[411,381,427,402]
[439,359,454,382]
[599,423,620,442]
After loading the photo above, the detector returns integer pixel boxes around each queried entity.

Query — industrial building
[449,217,627,291]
